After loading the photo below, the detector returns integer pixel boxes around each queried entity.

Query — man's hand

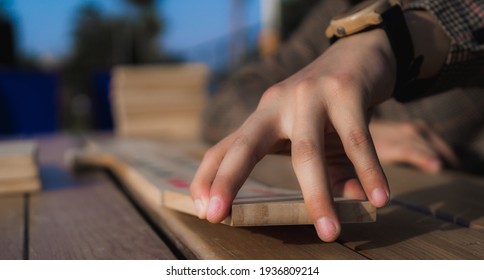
[189,7,451,242]
[190,28,395,242]
[370,120,460,173]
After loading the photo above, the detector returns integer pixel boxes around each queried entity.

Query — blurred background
[0,0,319,136]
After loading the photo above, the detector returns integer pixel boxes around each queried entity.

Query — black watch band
[381,4,423,102]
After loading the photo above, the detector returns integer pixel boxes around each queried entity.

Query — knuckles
[291,139,320,165]
[346,129,372,150]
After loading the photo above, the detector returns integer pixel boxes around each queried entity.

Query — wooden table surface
[1,134,483,260]
[0,134,176,260]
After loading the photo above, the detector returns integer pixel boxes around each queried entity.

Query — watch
[325,0,423,102]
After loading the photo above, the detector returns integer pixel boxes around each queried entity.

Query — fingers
[325,133,366,200]
[330,105,390,208]
[290,104,341,242]
[370,120,460,173]
[414,121,460,169]
[191,112,278,223]
[190,134,235,219]
[390,141,442,173]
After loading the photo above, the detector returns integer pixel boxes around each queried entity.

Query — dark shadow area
[392,179,484,229]
[338,204,468,254]
[336,177,484,259]
[244,225,322,245]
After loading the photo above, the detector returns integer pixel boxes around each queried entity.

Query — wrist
[330,27,397,104]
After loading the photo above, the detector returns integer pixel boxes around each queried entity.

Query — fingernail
[194,199,205,219]
[206,196,222,220]
[371,188,389,207]
[316,217,338,242]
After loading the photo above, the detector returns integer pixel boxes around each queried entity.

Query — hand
[190,28,395,242]
[370,120,460,173]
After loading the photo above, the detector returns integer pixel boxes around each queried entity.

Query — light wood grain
[0,140,40,195]
[112,64,209,89]
[112,64,210,140]
[0,195,25,260]
[120,175,367,260]
[340,204,484,259]
[249,157,484,231]
[72,138,376,226]
[0,178,41,195]
[72,136,484,259]
[0,165,38,181]
[86,139,362,259]
[0,140,37,159]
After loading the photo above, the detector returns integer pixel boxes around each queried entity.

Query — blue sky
[1,0,261,60]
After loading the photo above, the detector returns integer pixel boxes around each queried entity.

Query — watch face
[333,0,380,20]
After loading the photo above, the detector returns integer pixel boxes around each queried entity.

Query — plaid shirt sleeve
[403,0,484,95]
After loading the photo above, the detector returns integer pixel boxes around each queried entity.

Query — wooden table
[0,134,175,260]
[1,134,483,259]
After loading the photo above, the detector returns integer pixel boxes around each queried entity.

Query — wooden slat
[29,171,176,260]
[72,138,375,226]
[384,165,484,230]
[251,158,484,230]
[112,64,209,89]
[112,64,209,140]
[340,204,484,259]
[74,138,365,259]
[0,178,41,195]
[125,181,367,260]
[0,195,25,260]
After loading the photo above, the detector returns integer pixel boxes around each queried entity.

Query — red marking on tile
[247,188,283,195]
[167,178,190,189]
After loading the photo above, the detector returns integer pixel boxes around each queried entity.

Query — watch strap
[380,4,424,102]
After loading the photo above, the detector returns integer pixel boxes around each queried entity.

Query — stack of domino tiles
[0,140,41,195]
[111,64,210,141]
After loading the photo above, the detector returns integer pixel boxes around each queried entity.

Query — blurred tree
[62,0,177,131]
[0,0,16,67]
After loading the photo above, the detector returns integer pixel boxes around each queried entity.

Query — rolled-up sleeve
[404,0,484,93]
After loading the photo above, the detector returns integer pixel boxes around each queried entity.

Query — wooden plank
[250,158,484,230]
[339,204,484,259]
[0,140,39,184]
[29,171,176,260]
[0,195,25,260]
[166,192,376,226]
[0,165,38,181]
[0,178,41,195]
[70,138,373,259]
[111,64,210,140]
[0,140,37,164]
[112,64,209,90]
[71,138,376,226]
[384,165,484,230]
[120,175,367,260]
